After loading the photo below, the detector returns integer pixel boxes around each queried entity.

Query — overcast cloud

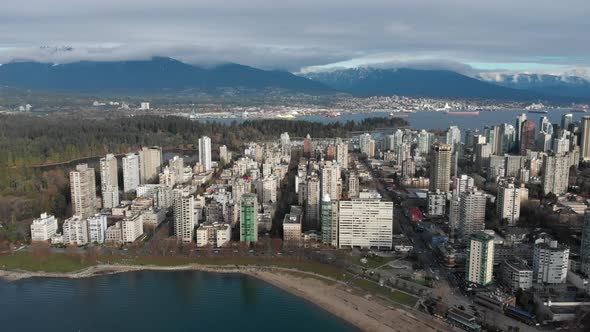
[0,0,589,76]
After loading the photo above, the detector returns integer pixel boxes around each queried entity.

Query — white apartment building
[70,164,96,219]
[87,214,108,244]
[320,196,339,247]
[122,153,140,193]
[199,136,212,171]
[195,222,231,247]
[501,259,533,291]
[335,138,348,169]
[255,176,278,204]
[159,166,176,187]
[174,191,195,243]
[62,215,89,246]
[466,233,495,286]
[136,184,172,209]
[30,213,58,241]
[169,156,184,184]
[121,214,144,243]
[140,208,166,228]
[458,189,486,239]
[321,161,342,200]
[338,196,393,249]
[533,239,569,284]
[453,174,475,197]
[99,154,119,209]
[542,153,570,195]
[497,182,521,226]
[348,174,359,198]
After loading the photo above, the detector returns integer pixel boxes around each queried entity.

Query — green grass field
[0,252,347,280]
[353,278,418,307]
[0,252,94,273]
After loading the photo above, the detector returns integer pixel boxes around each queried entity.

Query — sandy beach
[0,265,454,332]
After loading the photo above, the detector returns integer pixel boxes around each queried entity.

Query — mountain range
[477,73,590,99]
[0,57,333,95]
[0,56,588,101]
[303,67,542,100]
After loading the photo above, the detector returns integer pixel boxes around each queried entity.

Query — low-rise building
[62,215,89,246]
[121,214,144,243]
[87,214,108,244]
[30,213,58,241]
[141,208,166,228]
[501,259,533,291]
[105,222,123,244]
[195,222,231,247]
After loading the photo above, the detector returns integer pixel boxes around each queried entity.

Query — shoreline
[0,264,453,332]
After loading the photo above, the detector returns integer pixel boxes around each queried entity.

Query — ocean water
[199,108,585,131]
[0,271,359,332]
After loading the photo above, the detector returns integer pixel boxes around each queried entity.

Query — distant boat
[445,111,480,116]
[325,112,341,118]
[390,112,409,118]
[527,110,548,114]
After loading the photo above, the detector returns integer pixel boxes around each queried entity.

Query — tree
[544,192,558,204]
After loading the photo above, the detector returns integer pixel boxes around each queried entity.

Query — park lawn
[1,252,348,282]
[353,278,418,307]
[0,252,94,273]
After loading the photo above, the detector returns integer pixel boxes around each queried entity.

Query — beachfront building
[338,192,393,250]
[30,213,58,241]
[174,191,195,243]
[62,215,89,246]
[87,214,108,244]
[196,222,231,247]
[240,193,258,243]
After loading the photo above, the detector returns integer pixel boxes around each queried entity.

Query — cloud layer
[0,0,589,74]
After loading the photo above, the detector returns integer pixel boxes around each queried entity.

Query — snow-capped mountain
[477,73,590,98]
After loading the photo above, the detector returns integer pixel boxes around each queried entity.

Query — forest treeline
[0,114,406,226]
[0,114,406,168]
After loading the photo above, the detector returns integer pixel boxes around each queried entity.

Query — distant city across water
[198,109,585,132]
[0,271,359,332]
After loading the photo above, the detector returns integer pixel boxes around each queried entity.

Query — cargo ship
[445,111,480,115]
[527,110,548,114]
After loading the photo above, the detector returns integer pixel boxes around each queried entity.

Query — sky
[0,0,589,77]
